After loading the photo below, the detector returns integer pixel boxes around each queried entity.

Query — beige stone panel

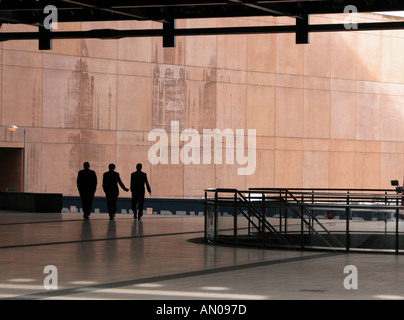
[276,74,304,89]
[186,77,216,132]
[274,150,303,188]
[42,68,76,128]
[81,22,118,60]
[380,95,404,142]
[217,69,246,85]
[256,136,275,150]
[81,56,117,74]
[304,31,331,78]
[185,19,217,68]
[381,83,404,96]
[215,164,246,190]
[82,72,117,130]
[330,32,357,80]
[246,149,275,188]
[356,33,381,82]
[2,50,42,68]
[186,66,216,82]
[80,129,117,146]
[275,33,304,75]
[184,164,215,198]
[26,142,42,193]
[356,81,380,95]
[217,34,247,71]
[303,139,330,152]
[247,72,275,87]
[150,164,184,198]
[216,82,246,130]
[275,137,303,151]
[330,78,357,93]
[304,76,330,91]
[330,139,356,152]
[43,53,80,71]
[247,33,277,73]
[117,21,153,63]
[42,128,80,144]
[303,151,329,188]
[355,93,380,141]
[117,75,151,132]
[247,85,275,137]
[41,143,80,195]
[117,61,152,77]
[2,65,42,128]
[303,89,329,139]
[117,131,150,147]
[275,87,303,138]
[329,152,355,189]
[329,91,355,140]
[381,36,404,84]
[380,153,404,189]
[356,140,380,153]
[380,141,404,154]
[354,152,380,189]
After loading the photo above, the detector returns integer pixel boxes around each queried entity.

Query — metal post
[234,192,238,245]
[301,194,304,250]
[346,192,350,253]
[23,128,26,193]
[204,191,207,241]
[214,191,218,242]
[396,195,399,254]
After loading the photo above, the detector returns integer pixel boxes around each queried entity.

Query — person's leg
[106,194,114,219]
[138,194,145,219]
[131,195,138,219]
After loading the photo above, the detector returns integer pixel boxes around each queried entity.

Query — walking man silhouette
[77,162,97,220]
[102,163,129,220]
[130,163,151,220]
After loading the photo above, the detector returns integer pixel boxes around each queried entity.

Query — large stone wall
[1,13,404,198]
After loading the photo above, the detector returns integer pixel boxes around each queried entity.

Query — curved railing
[203,188,404,254]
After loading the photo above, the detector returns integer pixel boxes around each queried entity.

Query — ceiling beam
[2,20,404,42]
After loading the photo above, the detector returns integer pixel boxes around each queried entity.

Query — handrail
[203,187,403,254]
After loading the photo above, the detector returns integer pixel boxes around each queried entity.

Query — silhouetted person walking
[102,163,128,220]
[77,162,97,220]
[130,163,151,220]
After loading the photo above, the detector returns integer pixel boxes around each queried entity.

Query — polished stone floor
[0,210,404,300]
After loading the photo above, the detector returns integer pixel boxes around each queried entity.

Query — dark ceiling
[1,1,404,47]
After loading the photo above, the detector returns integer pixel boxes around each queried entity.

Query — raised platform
[0,192,62,213]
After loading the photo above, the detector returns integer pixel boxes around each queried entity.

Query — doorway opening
[0,147,23,192]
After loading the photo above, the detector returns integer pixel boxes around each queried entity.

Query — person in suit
[102,163,129,220]
[130,163,151,220]
[77,162,97,220]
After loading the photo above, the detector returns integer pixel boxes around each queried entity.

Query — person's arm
[145,174,151,194]
[117,174,129,192]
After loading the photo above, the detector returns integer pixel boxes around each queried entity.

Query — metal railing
[203,188,404,254]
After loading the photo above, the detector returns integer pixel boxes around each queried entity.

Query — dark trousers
[131,192,145,217]
[80,193,94,217]
[106,194,118,217]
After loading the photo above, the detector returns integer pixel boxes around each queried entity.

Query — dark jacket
[130,171,151,195]
[77,168,97,196]
[102,170,127,197]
